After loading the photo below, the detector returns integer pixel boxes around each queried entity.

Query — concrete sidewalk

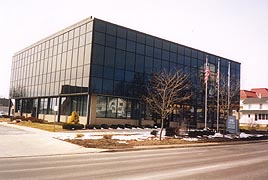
[0,122,105,158]
[2,122,267,158]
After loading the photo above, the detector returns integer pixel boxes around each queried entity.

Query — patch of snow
[212,133,224,138]
[183,137,199,141]
[118,141,128,144]
[53,129,156,141]
[239,132,253,138]
[256,134,263,137]
[82,135,103,140]
[224,134,234,139]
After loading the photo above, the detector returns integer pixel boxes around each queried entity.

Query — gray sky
[1,0,268,98]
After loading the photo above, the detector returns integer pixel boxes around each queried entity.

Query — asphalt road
[0,141,267,180]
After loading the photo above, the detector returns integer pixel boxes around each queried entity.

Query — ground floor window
[256,114,268,120]
[19,95,87,117]
[96,95,201,125]
[60,95,87,116]
[96,95,139,119]
[48,97,59,115]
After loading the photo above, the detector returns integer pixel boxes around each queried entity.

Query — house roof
[251,88,268,98]
[240,88,268,100]
[240,90,257,99]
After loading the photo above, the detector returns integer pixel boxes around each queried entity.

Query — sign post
[226,116,239,134]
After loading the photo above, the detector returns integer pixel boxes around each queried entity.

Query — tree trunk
[159,118,164,141]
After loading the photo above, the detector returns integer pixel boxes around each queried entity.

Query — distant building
[9,17,241,128]
[0,98,11,115]
[240,88,268,129]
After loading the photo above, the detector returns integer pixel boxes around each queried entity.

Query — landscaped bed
[61,131,268,149]
[64,134,268,149]
[64,136,200,149]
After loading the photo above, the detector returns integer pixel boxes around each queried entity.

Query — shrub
[125,124,132,129]
[76,133,84,138]
[101,124,109,129]
[85,124,94,129]
[67,111,79,124]
[62,123,84,130]
[138,125,144,129]
[110,124,118,129]
[165,127,177,137]
[94,125,101,129]
[117,124,125,129]
[25,117,47,123]
[74,124,84,130]
[188,130,215,137]
[188,130,201,137]
[132,125,137,129]
[151,130,158,136]
[12,116,26,121]
[62,123,72,130]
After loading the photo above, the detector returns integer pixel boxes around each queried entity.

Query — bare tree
[143,69,191,140]
[217,73,240,119]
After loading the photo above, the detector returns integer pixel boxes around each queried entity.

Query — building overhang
[240,110,268,114]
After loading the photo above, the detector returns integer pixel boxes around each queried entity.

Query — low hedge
[100,124,109,129]
[110,124,118,129]
[85,124,94,129]
[62,123,84,130]
[137,125,144,129]
[117,124,125,129]
[124,124,132,129]
[165,127,179,137]
[188,130,215,137]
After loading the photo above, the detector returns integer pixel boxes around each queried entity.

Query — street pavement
[0,122,104,158]
[0,141,267,180]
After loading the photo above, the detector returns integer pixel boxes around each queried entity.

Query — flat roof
[13,16,240,64]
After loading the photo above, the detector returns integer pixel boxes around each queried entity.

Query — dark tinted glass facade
[10,19,93,117]
[10,21,93,97]
[90,19,240,127]
[9,17,240,128]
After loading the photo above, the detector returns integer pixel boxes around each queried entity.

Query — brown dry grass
[65,137,197,149]
[16,121,64,132]
[0,118,11,122]
[1,117,64,132]
[64,135,268,149]
[126,138,195,146]
[66,136,131,149]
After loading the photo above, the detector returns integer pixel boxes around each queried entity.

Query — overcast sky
[0,0,268,98]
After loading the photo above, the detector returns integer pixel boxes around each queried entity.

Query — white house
[240,88,268,129]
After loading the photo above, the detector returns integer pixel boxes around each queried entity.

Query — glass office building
[9,17,240,128]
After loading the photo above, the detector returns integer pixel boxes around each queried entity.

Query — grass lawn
[16,121,64,132]
[0,118,11,122]
[1,118,64,132]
